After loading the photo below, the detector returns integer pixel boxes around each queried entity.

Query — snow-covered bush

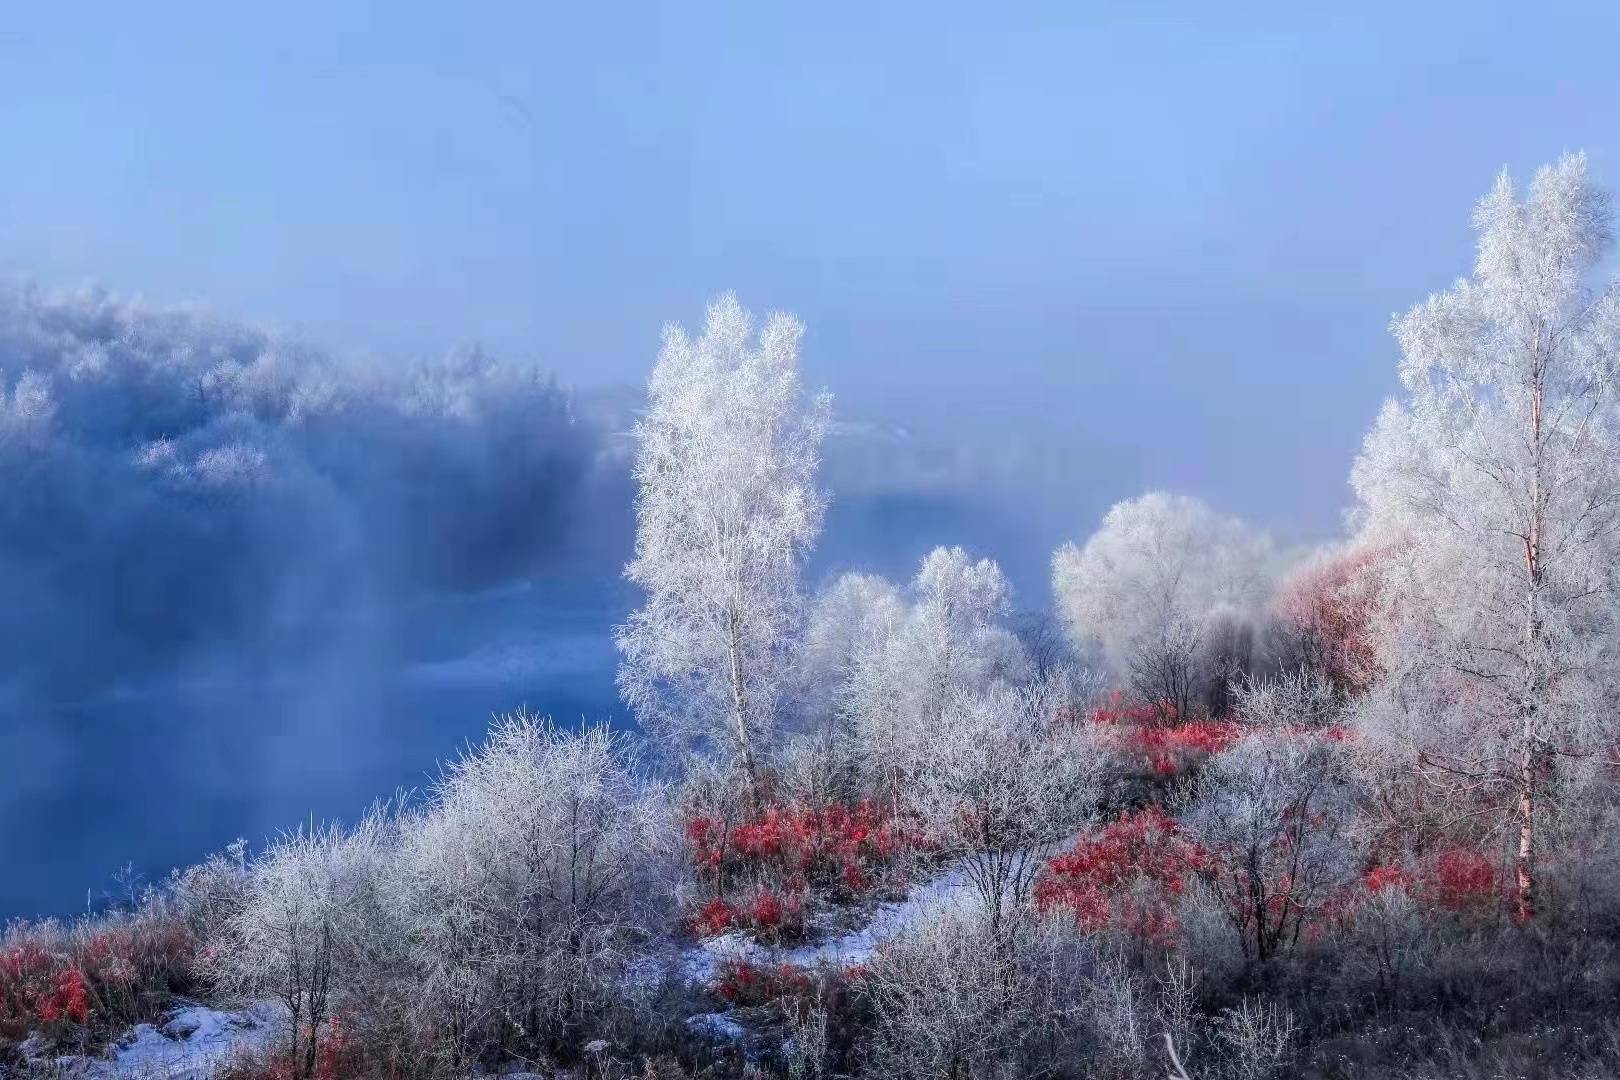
[1184,732,1358,963]
[905,677,1102,933]
[1080,949,1157,1074]
[1214,998,1296,1080]
[859,906,1087,1080]
[205,813,395,1078]
[389,712,673,1061]
[1175,877,1248,988]
[1230,669,1343,734]
[1338,877,1430,998]
[169,838,250,948]
[799,547,1030,809]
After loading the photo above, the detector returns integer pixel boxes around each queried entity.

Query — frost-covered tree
[883,546,1028,744]
[1052,492,1274,719]
[909,545,1024,674]
[616,294,830,802]
[797,571,908,747]
[1351,153,1620,920]
[1269,540,1391,697]
[1232,668,1343,733]
[801,547,1028,804]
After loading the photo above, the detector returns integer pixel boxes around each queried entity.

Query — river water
[0,573,627,918]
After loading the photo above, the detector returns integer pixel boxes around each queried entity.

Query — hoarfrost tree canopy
[796,570,907,742]
[616,293,830,802]
[892,545,1029,728]
[1351,152,1620,920]
[1051,492,1274,718]
[800,546,1029,802]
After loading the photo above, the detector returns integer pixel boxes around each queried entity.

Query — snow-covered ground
[45,1001,283,1079]
[679,860,976,986]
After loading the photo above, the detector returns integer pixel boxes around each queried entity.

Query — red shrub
[713,961,815,1009]
[745,889,805,941]
[1425,848,1500,915]
[681,797,929,940]
[750,890,784,928]
[733,811,788,861]
[687,890,806,942]
[689,898,739,938]
[1036,808,1209,945]
[1329,850,1501,933]
[0,941,55,1032]
[685,815,727,870]
[1094,710,1242,778]
[840,860,868,893]
[1363,863,1412,893]
[37,969,90,1025]
[0,917,197,1042]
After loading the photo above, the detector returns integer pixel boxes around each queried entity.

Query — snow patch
[687,1012,747,1043]
[679,861,976,984]
[55,1000,283,1079]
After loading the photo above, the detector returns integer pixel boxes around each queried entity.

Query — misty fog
[0,284,1098,916]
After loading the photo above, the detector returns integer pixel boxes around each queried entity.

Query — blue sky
[2,2,1617,539]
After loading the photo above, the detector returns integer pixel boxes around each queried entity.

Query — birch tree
[616,294,829,803]
[1351,153,1620,921]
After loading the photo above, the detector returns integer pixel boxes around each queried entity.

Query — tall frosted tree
[1352,153,1620,920]
[616,294,829,804]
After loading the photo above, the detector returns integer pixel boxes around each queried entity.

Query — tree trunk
[1515,750,1535,924]
[1516,353,1546,924]
[727,609,761,813]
